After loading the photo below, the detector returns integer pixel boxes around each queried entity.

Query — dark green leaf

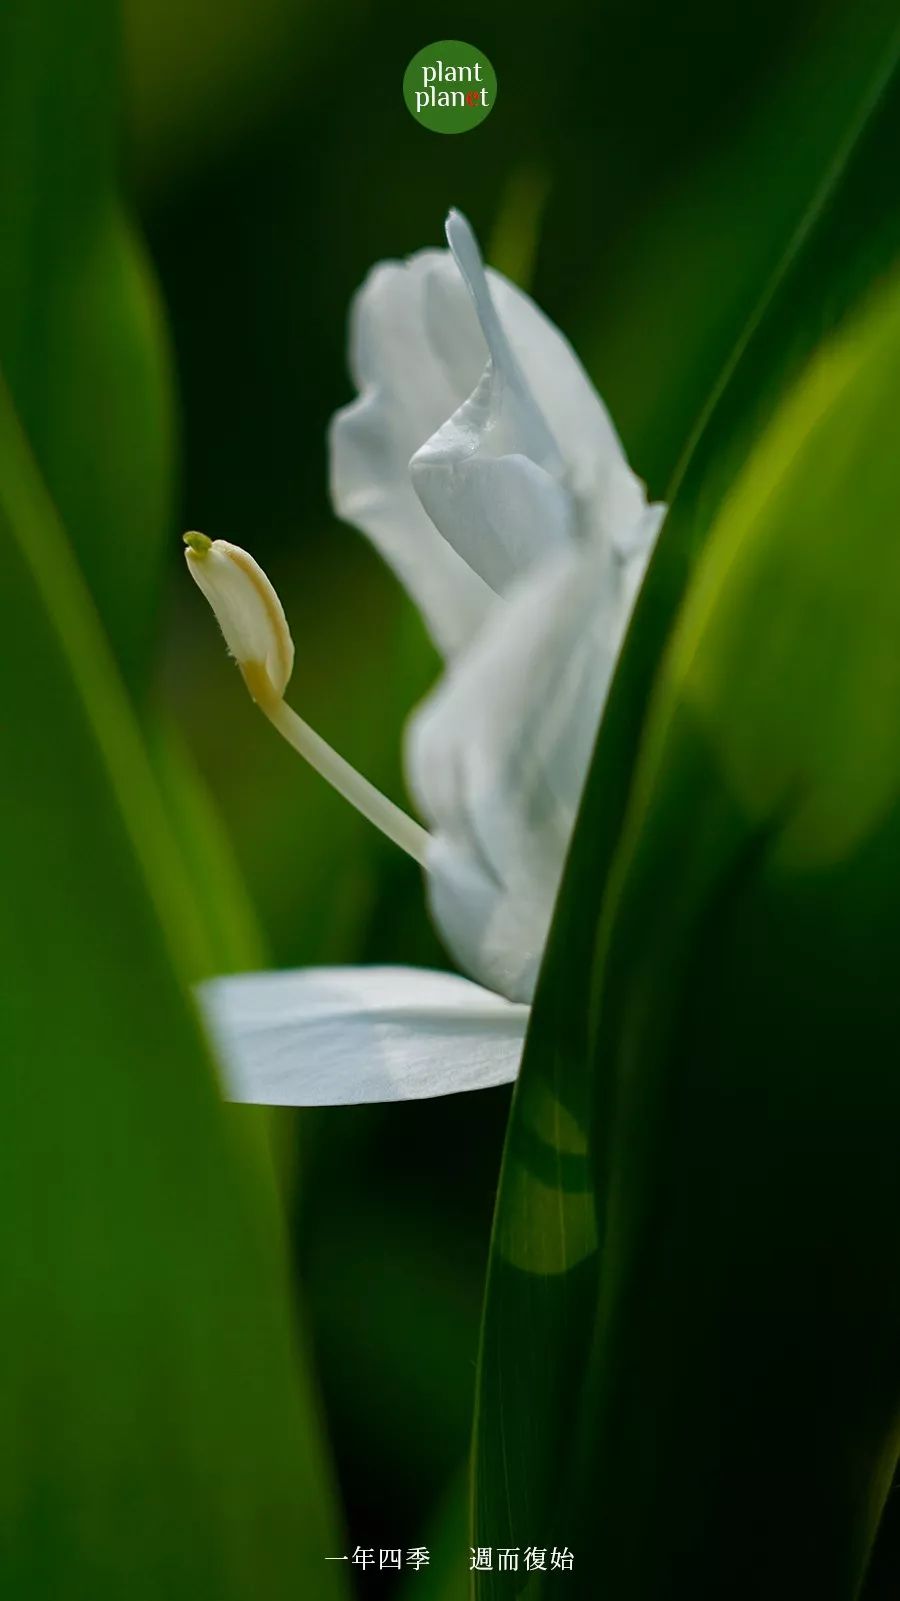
[0,1,174,687]
[584,11,900,968]
[581,0,900,495]
[0,374,345,1600]
[148,714,267,975]
[558,268,900,1599]
[474,15,900,1592]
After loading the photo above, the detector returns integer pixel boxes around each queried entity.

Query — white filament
[260,694,431,866]
[185,533,431,867]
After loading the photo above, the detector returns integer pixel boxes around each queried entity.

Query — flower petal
[411,406,576,597]
[461,224,653,550]
[329,250,495,657]
[330,213,658,655]
[199,965,529,1105]
[410,211,653,578]
[407,527,663,1003]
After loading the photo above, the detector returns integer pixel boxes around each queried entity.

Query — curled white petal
[442,208,565,475]
[330,211,661,662]
[329,252,495,656]
[410,397,575,595]
[407,533,661,1003]
[408,212,578,595]
[199,965,528,1105]
[442,210,653,552]
[184,535,294,699]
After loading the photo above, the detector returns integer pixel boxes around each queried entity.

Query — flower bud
[184,533,294,702]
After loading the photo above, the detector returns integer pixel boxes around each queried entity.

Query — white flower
[190,211,664,1105]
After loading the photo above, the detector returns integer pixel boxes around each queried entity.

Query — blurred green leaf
[486,267,900,1592]
[0,0,275,979]
[398,1468,469,1601]
[473,18,900,1594]
[0,0,174,688]
[582,0,900,494]
[0,374,345,1599]
[148,714,267,974]
[554,267,900,1599]
[566,11,900,1065]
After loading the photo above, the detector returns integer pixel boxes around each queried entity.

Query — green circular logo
[403,40,497,134]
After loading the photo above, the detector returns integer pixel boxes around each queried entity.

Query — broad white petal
[407,533,660,1003]
[199,965,529,1105]
[329,250,495,657]
[411,212,658,597]
[409,214,574,595]
[411,395,575,596]
[448,210,654,550]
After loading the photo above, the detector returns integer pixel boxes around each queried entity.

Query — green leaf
[581,0,900,495]
[555,266,900,1600]
[473,19,900,1594]
[148,714,267,975]
[397,1468,470,1601]
[0,374,346,1599]
[584,16,900,966]
[487,266,900,1592]
[0,1,274,980]
[0,0,174,688]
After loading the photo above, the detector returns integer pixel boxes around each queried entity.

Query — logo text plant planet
[403,41,497,134]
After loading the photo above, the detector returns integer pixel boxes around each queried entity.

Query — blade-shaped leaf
[556,267,900,1599]
[580,0,900,495]
[0,374,345,1600]
[582,13,900,984]
[0,0,174,687]
[473,18,900,1594]
[149,715,267,975]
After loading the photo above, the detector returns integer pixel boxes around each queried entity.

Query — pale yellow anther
[184,532,294,701]
[184,533,431,866]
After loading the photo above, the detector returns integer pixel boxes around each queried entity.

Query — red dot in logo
[466,90,482,106]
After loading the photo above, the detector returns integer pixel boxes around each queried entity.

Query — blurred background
[112,0,833,1582]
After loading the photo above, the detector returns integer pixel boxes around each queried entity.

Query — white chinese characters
[324,1546,431,1571]
[470,1545,574,1572]
[325,1542,574,1573]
